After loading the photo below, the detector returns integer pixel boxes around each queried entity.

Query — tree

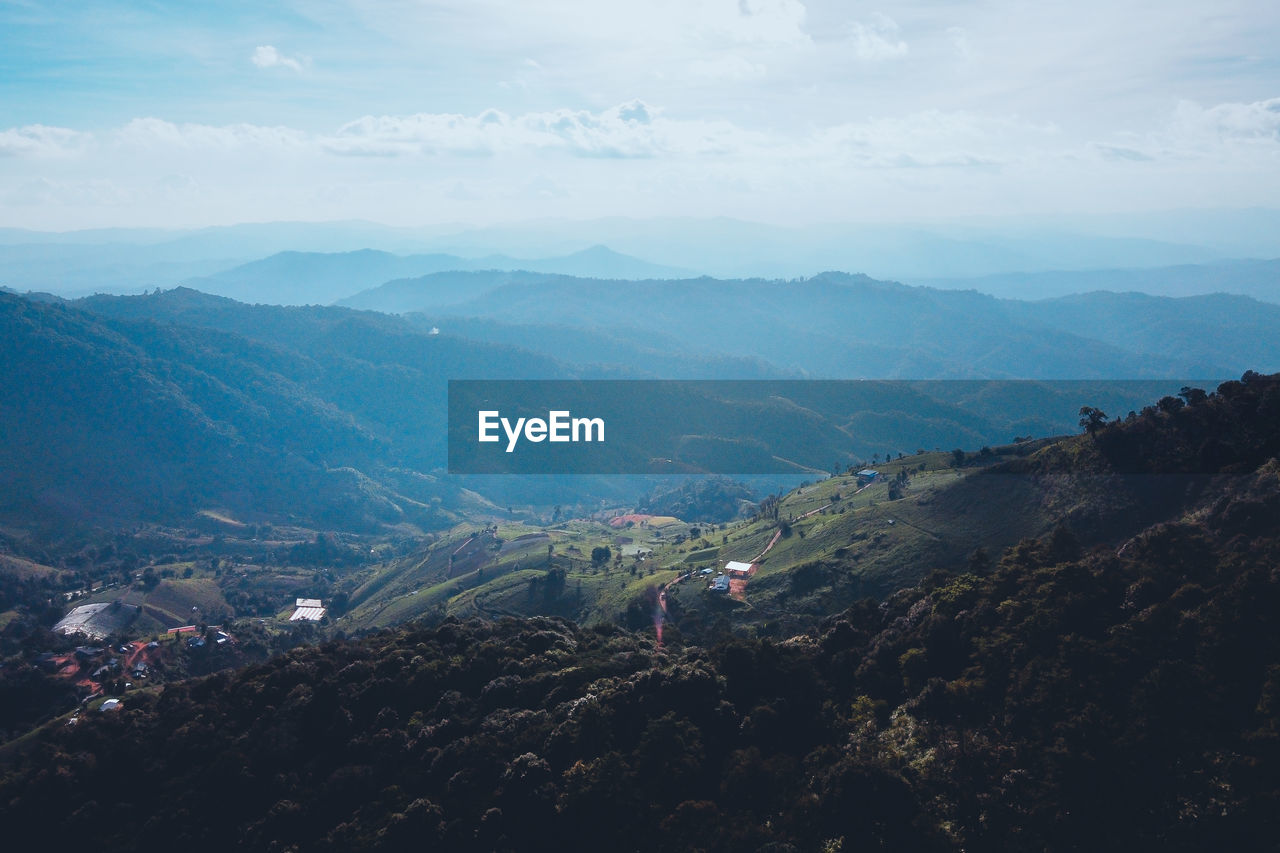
[1078,406,1108,434]
[1178,386,1208,406]
[591,546,612,567]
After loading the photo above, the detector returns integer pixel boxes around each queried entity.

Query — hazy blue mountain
[11,213,1280,301]
[187,245,695,306]
[1009,291,1280,373]
[0,241,247,298]
[913,258,1280,302]
[0,221,460,298]
[343,270,1270,378]
[511,244,694,280]
[185,249,477,305]
[422,216,1228,280]
[338,270,555,313]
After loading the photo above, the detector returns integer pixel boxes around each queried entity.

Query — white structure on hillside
[291,598,326,621]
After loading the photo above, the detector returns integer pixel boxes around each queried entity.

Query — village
[32,594,330,723]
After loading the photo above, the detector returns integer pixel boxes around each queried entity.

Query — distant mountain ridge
[913,257,1280,302]
[182,245,695,306]
[341,269,1280,378]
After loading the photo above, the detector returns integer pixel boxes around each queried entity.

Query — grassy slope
[337,440,1064,633]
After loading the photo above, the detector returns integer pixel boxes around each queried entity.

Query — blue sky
[2,0,1278,229]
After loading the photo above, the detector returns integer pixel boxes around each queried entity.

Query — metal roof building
[291,601,327,622]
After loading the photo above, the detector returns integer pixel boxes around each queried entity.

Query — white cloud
[1079,97,1280,164]
[325,101,749,159]
[251,44,304,72]
[812,110,1054,169]
[847,13,907,62]
[0,124,90,157]
[4,92,1280,229]
[1170,97,1280,148]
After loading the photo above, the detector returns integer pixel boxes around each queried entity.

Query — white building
[291,598,326,621]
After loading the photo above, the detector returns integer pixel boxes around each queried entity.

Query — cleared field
[140,579,232,624]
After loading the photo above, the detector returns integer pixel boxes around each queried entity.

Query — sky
[2,0,1278,230]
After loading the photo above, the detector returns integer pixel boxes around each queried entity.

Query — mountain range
[2,278,1241,536]
[5,213,1279,301]
[343,269,1280,378]
[182,245,694,306]
[3,372,1279,851]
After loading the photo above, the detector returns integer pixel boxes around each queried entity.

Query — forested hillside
[0,290,549,531]
[6,288,1199,536]
[4,374,1278,851]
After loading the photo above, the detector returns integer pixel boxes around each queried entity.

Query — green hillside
[336,442,1063,634]
[3,374,1279,851]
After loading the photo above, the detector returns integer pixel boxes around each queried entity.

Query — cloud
[848,13,907,62]
[325,100,747,159]
[251,45,304,72]
[5,91,1279,229]
[1170,97,1280,147]
[1081,98,1280,164]
[813,110,1052,169]
[0,124,90,157]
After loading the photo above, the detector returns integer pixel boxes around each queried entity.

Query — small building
[99,699,122,712]
[725,560,756,578]
[709,575,730,593]
[856,469,879,485]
